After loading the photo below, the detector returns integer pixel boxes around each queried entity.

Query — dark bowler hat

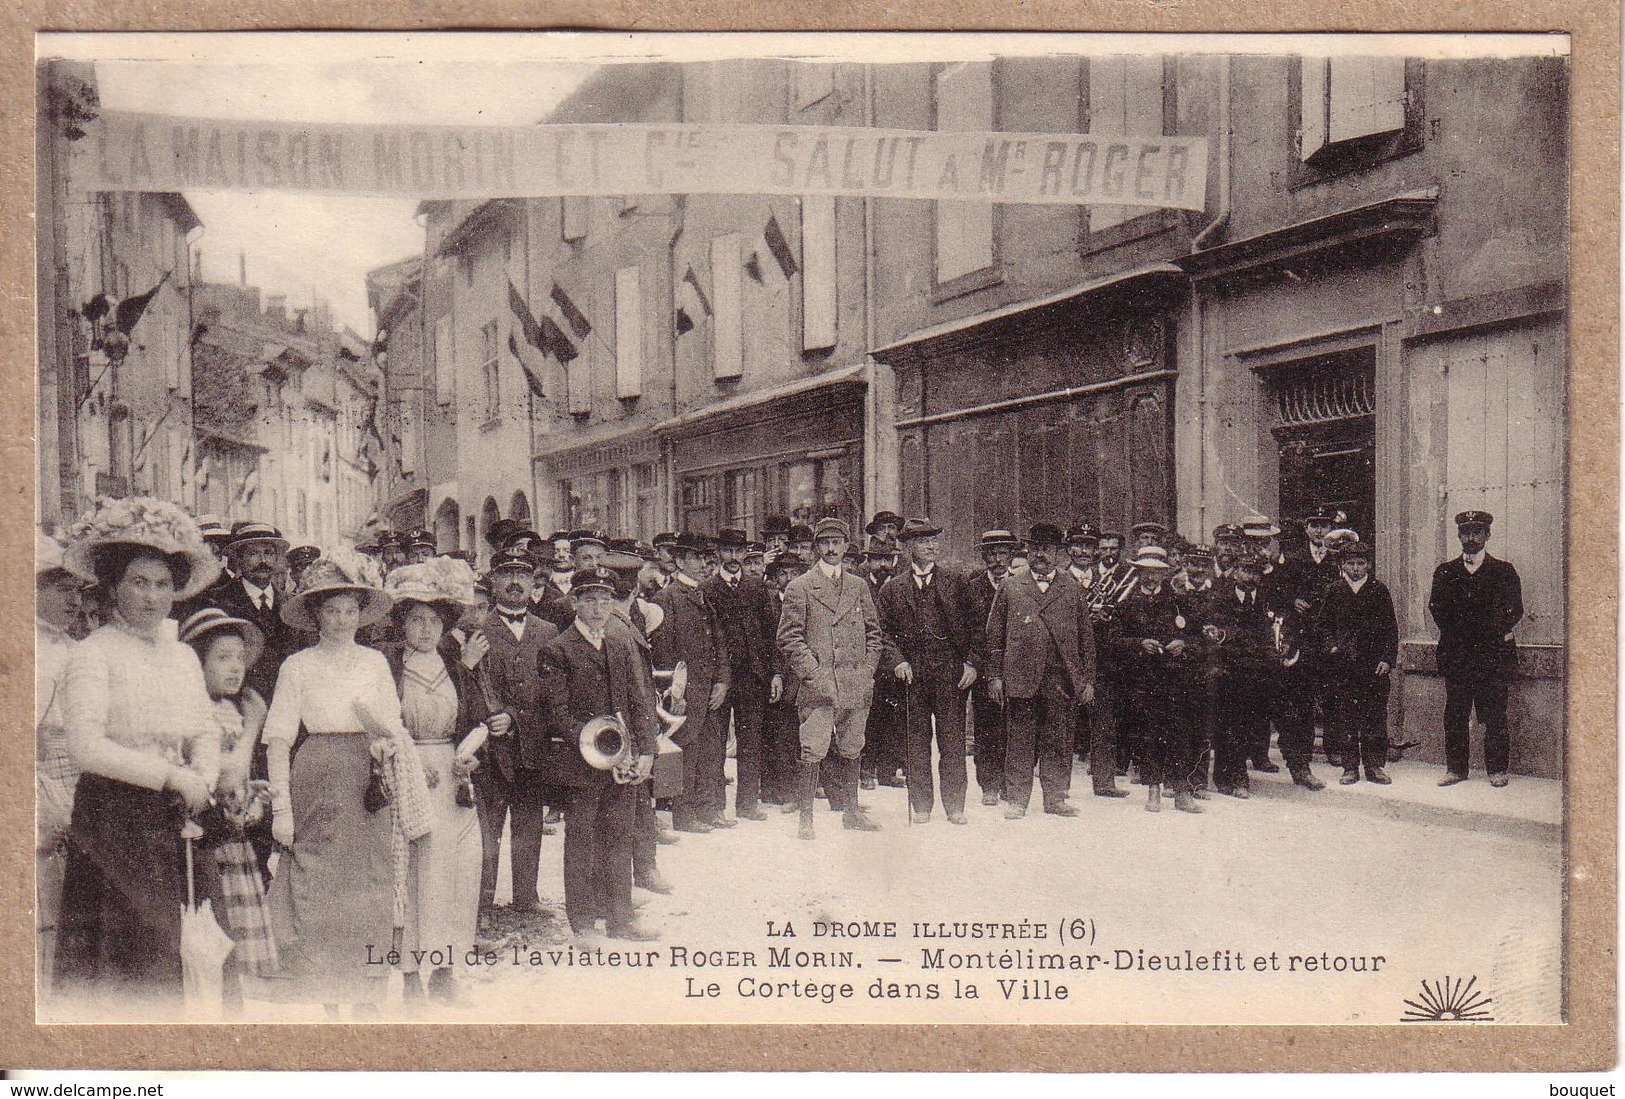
[762,515,792,536]
[1130,520,1168,538]
[286,545,321,569]
[716,527,750,548]
[228,521,289,552]
[767,550,808,575]
[814,516,851,541]
[865,510,904,536]
[569,528,608,550]
[1026,522,1065,546]
[897,517,942,542]
[1065,523,1099,546]
[402,527,435,551]
[488,548,536,574]
[569,567,617,596]
[1454,510,1494,529]
[979,528,1022,549]
[863,538,900,559]
[788,523,815,543]
[669,531,711,555]
[485,518,524,549]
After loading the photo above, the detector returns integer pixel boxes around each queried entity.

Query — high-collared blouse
[262,642,409,743]
[60,618,220,792]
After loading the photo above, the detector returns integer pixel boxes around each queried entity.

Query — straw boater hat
[226,520,290,554]
[195,514,232,546]
[1130,546,1173,570]
[281,547,392,630]
[385,556,480,627]
[62,496,222,599]
[178,607,266,668]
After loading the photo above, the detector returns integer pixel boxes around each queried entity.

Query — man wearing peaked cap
[286,544,320,588]
[858,538,905,792]
[788,523,815,558]
[776,514,885,838]
[1319,538,1398,787]
[472,547,561,915]
[984,523,1097,819]
[964,529,1019,804]
[402,528,437,567]
[1430,510,1524,788]
[876,518,978,825]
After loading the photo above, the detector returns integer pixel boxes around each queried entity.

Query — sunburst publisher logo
[1401,975,1495,1022]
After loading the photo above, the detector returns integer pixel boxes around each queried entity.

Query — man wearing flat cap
[1429,511,1524,787]
[776,517,885,838]
[876,518,978,825]
[984,523,1096,819]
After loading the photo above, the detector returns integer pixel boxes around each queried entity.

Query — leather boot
[798,763,819,841]
[840,756,880,831]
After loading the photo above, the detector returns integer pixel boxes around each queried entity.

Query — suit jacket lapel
[809,568,841,615]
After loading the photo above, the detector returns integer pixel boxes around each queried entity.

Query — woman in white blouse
[54,500,223,1013]
[259,553,406,1016]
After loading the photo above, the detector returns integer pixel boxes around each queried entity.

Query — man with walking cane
[877,518,979,826]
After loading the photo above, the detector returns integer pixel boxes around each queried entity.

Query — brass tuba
[653,661,688,742]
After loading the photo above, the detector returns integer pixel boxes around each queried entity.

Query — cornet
[653,660,689,742]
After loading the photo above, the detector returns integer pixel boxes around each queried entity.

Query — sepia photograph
[30,30,1576,1037]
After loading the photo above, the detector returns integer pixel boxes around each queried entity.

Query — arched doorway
[480,497,501,555]
[509,490,532,530]
[433,497,461,555]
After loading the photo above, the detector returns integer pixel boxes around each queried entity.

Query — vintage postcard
[15,24,1614,1070]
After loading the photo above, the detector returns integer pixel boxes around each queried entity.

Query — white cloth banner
[75,110,1208,209]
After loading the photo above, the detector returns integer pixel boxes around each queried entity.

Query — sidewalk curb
[1244,770,1561,845]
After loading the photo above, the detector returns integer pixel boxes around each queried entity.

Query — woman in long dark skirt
[54,498,224,1016]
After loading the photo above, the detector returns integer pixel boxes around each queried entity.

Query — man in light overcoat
[776,517,884,839]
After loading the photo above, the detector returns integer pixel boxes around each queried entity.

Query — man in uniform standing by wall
[777,517,884,839]
[1429,511,1524,787]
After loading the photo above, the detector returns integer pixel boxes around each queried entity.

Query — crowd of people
[35,496,1524,1018]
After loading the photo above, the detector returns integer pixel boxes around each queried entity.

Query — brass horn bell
[579,712,638,782]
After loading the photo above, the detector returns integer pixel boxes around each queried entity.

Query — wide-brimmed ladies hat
[386,556,480,611]
[281,548,393,631]
[178,607,266,668]
[63,496,222,599]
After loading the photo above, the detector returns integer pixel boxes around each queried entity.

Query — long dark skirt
[55,773,221,1012]
[259,735,392,1005]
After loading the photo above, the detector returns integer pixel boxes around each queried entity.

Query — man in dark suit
[1429,510,1524,787]
[703,528,780,821]
[650,534,732,832]
[1065,525,1128,799]
[877,518,979,825]
[762,552,808,810]
[1112,547,1203,813]
[174,520,297,881]
[473,549,560,913]
[539,567,660,942]
[1203,556,1275,799]
[776,517,885,839]
[966,529,1019,805]
[985,523,1097,819]
[859,541,905,792]
[530,531,579,628]
[1318,538,1399,786]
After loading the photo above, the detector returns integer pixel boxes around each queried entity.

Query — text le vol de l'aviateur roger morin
[366,918,1392,1005]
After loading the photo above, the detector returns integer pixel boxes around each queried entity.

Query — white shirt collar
[574,618,605,649]
[1462,551,1485,572]
[1346,575,1370,594]
[243,578,273,607]
[1310,544,1327,564]
[817,560,843,580]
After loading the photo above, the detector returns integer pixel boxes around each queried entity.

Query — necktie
[501,611,526,625]
[260,594,270,613]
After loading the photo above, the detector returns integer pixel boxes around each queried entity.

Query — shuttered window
[1088,56,1166,233]
[1301,57,1407,161]
[933,61,996,285]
